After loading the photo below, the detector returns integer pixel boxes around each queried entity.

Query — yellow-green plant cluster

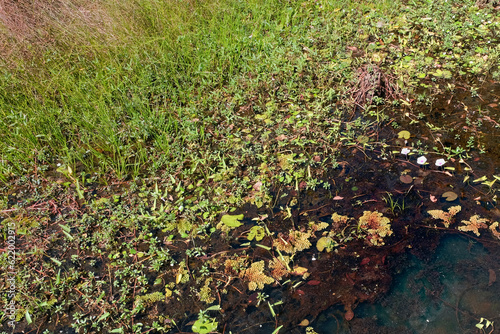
[358,211,393,246]
[428,206,461,227]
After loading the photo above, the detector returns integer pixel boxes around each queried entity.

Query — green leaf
[473,176,488,183]
[316,237,335,252]
[192,319,218,334]
[25,310,32,324]
[49,257,62,266]
[271,325,283,334]
[482,179,497,188]
[98,312,110,322]
[247,226,266,241]
[205,305,221,312]
[220,214,244,228]
[256,244,271,251]
[398,130,411,139]
[59,224,71,233]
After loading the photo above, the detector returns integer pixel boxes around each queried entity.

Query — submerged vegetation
[1,0,500,332]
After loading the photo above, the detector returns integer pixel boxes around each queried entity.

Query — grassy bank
[1,0,500,332]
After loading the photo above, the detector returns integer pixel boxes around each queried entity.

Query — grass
[1,0,500,332]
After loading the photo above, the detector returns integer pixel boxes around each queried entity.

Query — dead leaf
[306,280,321,285]
[489,269,496,286]
[442,191,458,201]
[400,175,413,184]
[345,308,354,321]
[253,181,262,191]
[299,319,310,327]
[292,266,308,276]
[275,134,287,141]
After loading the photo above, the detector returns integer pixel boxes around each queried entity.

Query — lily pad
[399,175,413,184]
[442,191,458,201]
[398,130,411,139]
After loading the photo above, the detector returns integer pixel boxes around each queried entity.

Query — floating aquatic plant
[489,222,500,240]
[243,261,274,291]
[358,211,393,246]
[331,212,350,231]
[458,215,489,236]
[273,230,311,254]
[134,291,166,309]
[269,256,290,280]
[217,214,244,233]
[316,236,335,252]
[427,205,461,228]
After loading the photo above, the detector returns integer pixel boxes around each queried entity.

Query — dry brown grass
[0,0,117,62]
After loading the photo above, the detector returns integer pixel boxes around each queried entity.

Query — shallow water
[314,234,500,334]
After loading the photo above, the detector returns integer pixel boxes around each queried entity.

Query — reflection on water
[314,235,500,334]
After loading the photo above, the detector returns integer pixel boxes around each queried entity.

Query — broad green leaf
[398,130,411,139]
[192,319,218,334]
[25,311,32,324]
[220,214,244,228]
[316,237,335,252]
[247,226,266,241]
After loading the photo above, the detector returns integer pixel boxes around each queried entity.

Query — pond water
[313,234,500,333]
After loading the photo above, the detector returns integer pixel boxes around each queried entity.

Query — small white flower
[417,156,427,165]
[435,158,446,167]
[401,148,411,155]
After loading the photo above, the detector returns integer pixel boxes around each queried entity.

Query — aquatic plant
[216,214,244,233]
[273,230,312,253]
[427,205,462,228]
[458,215,489,236]
[224,257,247,276]
[489,222,500,240]
[269,256,290,280]
[192,305,220,334]
[243,261,274,291]
[134,292,166,309]
[316,236,335,252]
[358,211,393,246]
[199,278,216,304]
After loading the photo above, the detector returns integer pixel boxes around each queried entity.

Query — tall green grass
[0,0,408,182]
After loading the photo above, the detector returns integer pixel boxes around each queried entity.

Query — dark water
[314,235,500,334]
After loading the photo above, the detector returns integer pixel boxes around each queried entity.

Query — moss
[199,278,216,304]
[134,291,165,308]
